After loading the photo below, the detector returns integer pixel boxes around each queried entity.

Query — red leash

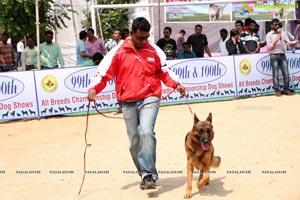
[78,89,190,195]
[78,101,92,195]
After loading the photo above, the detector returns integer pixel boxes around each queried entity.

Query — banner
[165,0,231,22]
[165,0,296,22]
[0,71,38,121]
[162,56,237,104]
[1,52,300,122]
[232,0,296,21]
[235,52,300,96]
[34,67,118,117]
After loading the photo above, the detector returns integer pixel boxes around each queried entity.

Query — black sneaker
[140,175,156,190]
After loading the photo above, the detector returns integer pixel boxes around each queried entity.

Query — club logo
[42,75,58,93]
[239,59,251,75]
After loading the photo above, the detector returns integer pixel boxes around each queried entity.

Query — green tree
[0,0,75,44]
[83,0,138,42]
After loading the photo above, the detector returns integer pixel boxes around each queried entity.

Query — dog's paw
[184,193,192,199]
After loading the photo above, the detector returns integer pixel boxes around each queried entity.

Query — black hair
[230,29,239,37]
[245,18,253,26]
[271,18,280,24]
[122,28,129,39]
[131,17,151,32]
[79,30,87,40]
[235,20,244,27]
[1,32,9,37]
[220,29,228,34]
[92,52,104,61]
[164,27,172,33]
[45,30,54,36]
[179,29,186,34]
[195,24,203,29]
[87,28,95,33]
[113,28,122,33]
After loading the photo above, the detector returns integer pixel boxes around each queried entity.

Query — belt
[0,65,14,72]
[270,53,285,55]
[41,65,58,69]
[26,65,35,70]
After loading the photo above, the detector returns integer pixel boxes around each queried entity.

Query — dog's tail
[211,156,221,168]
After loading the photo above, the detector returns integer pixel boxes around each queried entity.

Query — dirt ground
[0,94,300,200]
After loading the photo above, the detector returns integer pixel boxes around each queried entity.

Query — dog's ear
[206,113,212,123]
[193,113,199,127]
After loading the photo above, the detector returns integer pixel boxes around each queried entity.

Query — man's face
[195,27,202,35]
[131,29,150,50]
[1,35,8,44]
[272,22,280,31]
[235,23,242,32]
[27,38,35,48]
[220,31,227,40]
[45,34,53,44]
[113,30,122,41]
[164,29,171,38]
[183,44,191,52]
[87,31,94,39]
[249,23,256,32]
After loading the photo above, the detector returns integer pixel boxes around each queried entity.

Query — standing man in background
[0,32,16,72]
[21,37,36,70]
[86,28,107,56]
[187,24,212,57]
[107,28,123,51]
[219,29,229,56]
[16,37,24,67]
[293,20,300,49]
[175,29,186,54]
[76,30,91,65]
[32,30,65,69]
[156,27,177,60]
[240,19,261,54]
[266,18,294,96]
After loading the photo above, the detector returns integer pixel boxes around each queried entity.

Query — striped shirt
[240,31,260,53]
[0,42,15,67]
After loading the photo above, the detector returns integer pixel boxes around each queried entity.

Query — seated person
[177,42,197,59]
[83,52,104,66]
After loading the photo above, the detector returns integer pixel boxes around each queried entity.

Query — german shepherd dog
[184,113,221,198]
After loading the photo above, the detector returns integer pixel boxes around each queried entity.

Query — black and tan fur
[184,113,221,198]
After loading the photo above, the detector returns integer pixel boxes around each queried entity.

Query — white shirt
[21,46,36,69]
[17,41,25,53]
[219,37,229,56]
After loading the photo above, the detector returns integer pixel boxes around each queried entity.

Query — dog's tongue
[201,143,210,150]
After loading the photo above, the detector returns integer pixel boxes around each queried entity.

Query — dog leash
[184,95,194,116]
[78,88,192,195]
[78,101,92,195]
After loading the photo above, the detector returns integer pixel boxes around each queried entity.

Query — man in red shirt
[87,17,185,190]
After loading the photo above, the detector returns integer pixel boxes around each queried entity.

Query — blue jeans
[270,54,290,91]
[121,96,160,181]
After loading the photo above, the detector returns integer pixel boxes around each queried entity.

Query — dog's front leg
[184,163,194,198]
[197,168,210,189]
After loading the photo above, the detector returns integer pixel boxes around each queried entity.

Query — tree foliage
[83,0,139,42]
[0,0,75,43]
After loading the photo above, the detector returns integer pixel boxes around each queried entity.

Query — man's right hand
[87,89,96,101]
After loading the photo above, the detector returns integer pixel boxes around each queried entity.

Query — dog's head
[192,113,214,151]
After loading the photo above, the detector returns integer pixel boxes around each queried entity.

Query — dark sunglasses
[133,32,150,41]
